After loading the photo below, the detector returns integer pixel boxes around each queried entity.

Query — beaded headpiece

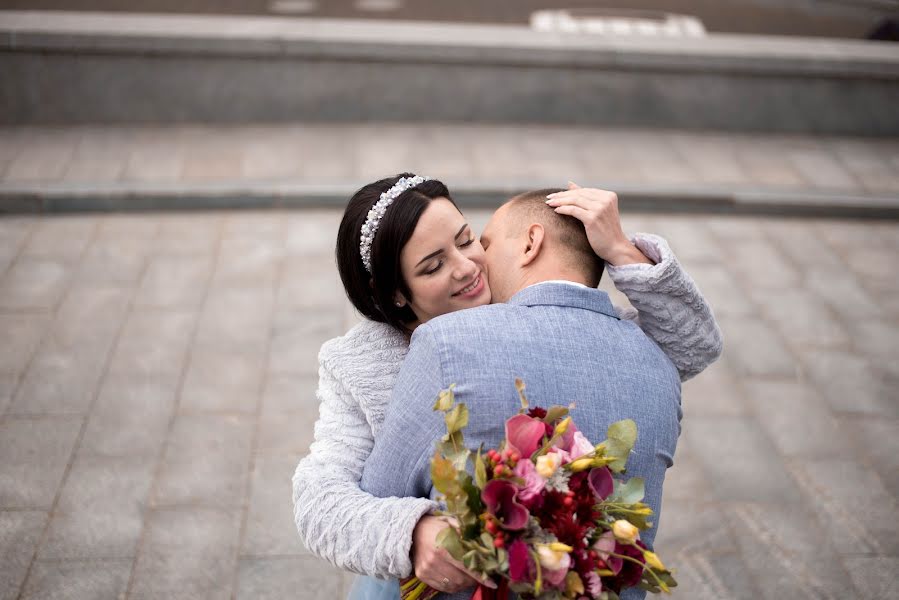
[359,175,432,273]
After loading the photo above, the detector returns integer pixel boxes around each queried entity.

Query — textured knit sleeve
[607,233,723,381]
[291,340,437,579]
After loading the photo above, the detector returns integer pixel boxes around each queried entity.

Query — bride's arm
[291,347,436,578]
[605,232,722,381]
[547,185,722,381]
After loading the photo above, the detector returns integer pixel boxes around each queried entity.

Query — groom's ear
[521,223,545,267]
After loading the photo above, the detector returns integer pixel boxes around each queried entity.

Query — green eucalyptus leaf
[436,526,465,561]
[433,385,456,412]
[475,447,487,489]
[611,477,645,504]
[543,405,570,424]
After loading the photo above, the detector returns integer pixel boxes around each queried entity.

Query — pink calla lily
[505,414,547,459]
[588,466,614,500]
[482,479,529,530]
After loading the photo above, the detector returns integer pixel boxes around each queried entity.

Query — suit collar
[507,281,619,319]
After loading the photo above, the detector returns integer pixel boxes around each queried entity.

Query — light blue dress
[347,575,400,600]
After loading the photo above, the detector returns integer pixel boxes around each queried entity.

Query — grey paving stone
[787,458,899,558]
[0,218,34,275]
[268,309,343,376]
[841,246,899,293]
[703,215,768,242]
[0,373,15,416]
[734,139,805,187]
[236,555,347,600]
[108,309,196,377]
[38,286,131,355]
[19,217,97,262]
[662,444,714,503]
[20,558,132,600]
[261,373,318,415]
[726,502,858,600]
[242,123,352,180]
[681,359,749,418]
[155,213,221,256]
[256,412,315,457]
[4,131,78,183]
[194,287,273,355]
[789,149,859,190]
[630,133,698,185]
[39,456,154,559]
[837,415,899,498]
[241,455,306,557]
[657,550,761,600]
[742,380,842,458]
[678,264,757,318]
[80,374,178,458]
[841,556,899,600]
[0,417,82,509]
[181,148,244,181]
[61,129,133,185]
[9,355,105,416]
[683,417,802,505]
[500,127,591,182]
[129,507,240,600]
[0,258,72,311]
[763,219,845,271]
[669,132,750,185]
[0,313,51,375]
[180,348,265,414]
[750,287,849,349]
[134,256,213,309]
[803,350,897,417]
[717,317,797,378]
[284,211,341,256]
[833,140,899,194]
[212,236,283,290]
[0,510,48,600]
[278,258,344,310]
[152,415,253,508]
[413,124,478,180]
[850,320,899,370]
[815,220,896,253]
[122,131,186,182]
[645,216,722,266]
[803,267,884,322]
[724,238,801,290]
[95,214,160,241]
[76,237,151,284]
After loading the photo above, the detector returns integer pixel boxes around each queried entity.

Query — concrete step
[1,122,897,217]
[1,11,898,135]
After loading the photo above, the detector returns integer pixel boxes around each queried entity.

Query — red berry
[510,451,521,462]
[494,466,504,478]
[485,521,497,534]
[563,497,574,507]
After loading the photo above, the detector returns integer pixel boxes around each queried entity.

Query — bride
[292,174,722,597]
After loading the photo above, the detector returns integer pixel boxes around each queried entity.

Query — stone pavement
[0,208,897,599]
[2,124,898,216]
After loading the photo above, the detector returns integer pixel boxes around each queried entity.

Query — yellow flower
[568,457,594,472]
[644,550,666,571]
[548,542,573,553]
[565,571,585,596]
[555,416,572,436]
[536,453,562,478]
[612,519,639,543]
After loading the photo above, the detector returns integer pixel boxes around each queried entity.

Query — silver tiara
[360,175,432,274]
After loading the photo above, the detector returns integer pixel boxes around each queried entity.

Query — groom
[360,189,682,600]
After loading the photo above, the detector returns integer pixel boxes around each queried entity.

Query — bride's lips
[452,274,485,300]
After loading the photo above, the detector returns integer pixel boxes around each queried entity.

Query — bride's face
[396,198,491,325]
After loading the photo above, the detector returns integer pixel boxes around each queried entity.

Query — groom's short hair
[506,189,605,287]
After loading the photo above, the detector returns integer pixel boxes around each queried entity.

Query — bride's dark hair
[336,173,456,333]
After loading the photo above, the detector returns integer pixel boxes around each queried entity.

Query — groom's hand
[546,182,653,267]
[411,516,496,593]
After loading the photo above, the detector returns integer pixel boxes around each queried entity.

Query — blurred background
[0,2,897,599]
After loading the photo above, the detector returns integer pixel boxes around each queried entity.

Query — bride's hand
[411,515,496,592]
[546,182,653,266]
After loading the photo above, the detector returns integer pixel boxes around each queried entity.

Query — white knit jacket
[292,234,722,579]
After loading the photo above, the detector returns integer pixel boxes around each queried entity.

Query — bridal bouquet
[401,381,676,600]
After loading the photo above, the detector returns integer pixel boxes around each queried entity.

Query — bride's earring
[395,301,403,307]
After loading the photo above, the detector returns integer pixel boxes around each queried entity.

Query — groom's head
[480,189,605,303]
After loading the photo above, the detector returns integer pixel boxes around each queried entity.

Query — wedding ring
[441,577,450,588]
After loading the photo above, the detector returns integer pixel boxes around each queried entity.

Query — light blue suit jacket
[360,282,682,600]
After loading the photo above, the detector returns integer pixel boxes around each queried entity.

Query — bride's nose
[452,256,478,281]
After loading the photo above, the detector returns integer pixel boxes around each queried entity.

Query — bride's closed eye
[423,235,476,275]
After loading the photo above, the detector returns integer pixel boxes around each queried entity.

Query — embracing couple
[292,174,722,600]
